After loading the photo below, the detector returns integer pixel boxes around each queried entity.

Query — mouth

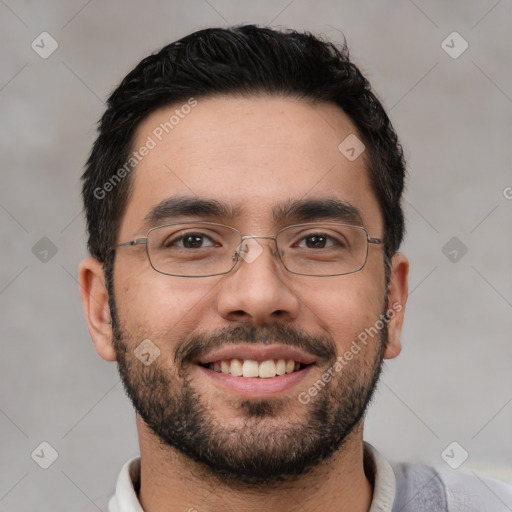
[195,345,317,398]
[199,358,310,378]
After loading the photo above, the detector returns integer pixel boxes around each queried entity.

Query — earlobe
[78,257,117,362]
[384,253,409,360]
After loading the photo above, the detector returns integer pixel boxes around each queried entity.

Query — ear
[383,253,409,360]
[78,257,116,362]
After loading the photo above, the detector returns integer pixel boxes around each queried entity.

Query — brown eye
[297,233,339,249]
[181,234,206,249]
[164,233,216,249]
[304,234,328,248]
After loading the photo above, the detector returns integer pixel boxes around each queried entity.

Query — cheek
[113,263,218,348]
[302,274,384,350]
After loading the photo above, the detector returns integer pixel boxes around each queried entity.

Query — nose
[216,237,301,326]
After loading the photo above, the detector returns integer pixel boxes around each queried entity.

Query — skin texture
[79,95,409,512]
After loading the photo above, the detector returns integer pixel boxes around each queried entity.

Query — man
[78,25,512,511]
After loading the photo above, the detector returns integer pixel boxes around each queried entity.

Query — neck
[136,417,373,512]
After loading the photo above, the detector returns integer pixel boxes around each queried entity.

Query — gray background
[1,1,511,510]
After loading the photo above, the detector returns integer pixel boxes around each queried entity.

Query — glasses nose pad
[234,238,264,264]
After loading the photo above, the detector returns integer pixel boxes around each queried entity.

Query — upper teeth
[209,359,300,378]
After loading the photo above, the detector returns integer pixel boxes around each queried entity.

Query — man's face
[103,96,405,483]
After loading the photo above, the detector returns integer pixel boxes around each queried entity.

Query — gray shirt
[109,442,512,511]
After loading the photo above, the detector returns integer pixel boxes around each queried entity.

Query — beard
[109,281,389,485]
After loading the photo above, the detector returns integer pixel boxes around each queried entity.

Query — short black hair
[82,24,406,266]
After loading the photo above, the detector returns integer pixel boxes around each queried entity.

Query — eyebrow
[143,196,363,230]
[273,197,363,225]
[143,197,242,228]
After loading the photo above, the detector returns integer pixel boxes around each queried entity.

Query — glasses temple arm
[114,238,147,248]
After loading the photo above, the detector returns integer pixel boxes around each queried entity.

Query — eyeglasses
[113,221,383,277]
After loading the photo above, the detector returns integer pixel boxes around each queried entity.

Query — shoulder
[391,462,512,512]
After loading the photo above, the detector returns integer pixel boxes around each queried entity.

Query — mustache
[175,323,336,366]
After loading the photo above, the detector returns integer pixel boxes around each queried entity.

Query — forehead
[119,95,381,237]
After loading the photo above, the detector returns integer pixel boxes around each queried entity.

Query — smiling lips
[197,344,316,379]
[207,358,301,378]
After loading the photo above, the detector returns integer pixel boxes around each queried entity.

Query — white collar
[108,456,143,512]
[365,442,396,511]
[109,442,396,512]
